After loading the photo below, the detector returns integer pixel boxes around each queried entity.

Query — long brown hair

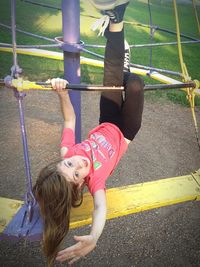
[33,161,83,267]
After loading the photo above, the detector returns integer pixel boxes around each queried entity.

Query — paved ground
[0,87,200,266]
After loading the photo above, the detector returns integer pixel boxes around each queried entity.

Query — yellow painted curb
[70,170,200,228]
[1,170,200,233]
[0,198,22,233]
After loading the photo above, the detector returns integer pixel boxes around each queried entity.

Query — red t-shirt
[61,123,128,195]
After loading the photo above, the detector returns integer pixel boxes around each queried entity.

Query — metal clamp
[55,36,84,52]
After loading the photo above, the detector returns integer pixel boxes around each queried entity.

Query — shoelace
[105,10,118,22]
[91,15,110,36]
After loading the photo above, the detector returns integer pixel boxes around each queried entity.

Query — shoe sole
[90,0,129,10]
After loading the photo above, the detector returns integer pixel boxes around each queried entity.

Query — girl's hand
[50,78,68,95]
[56,235,97,265]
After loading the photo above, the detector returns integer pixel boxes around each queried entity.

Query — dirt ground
[0,87,200,266]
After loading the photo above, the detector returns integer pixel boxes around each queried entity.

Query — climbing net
[1,0,199,141]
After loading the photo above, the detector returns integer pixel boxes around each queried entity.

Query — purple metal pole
[62,0,81,142]
[11,0,34,208]
[0,1,43,242]
[11,0,17,68]
[10,0,22,77]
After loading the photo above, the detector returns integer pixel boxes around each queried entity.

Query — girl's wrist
[58,90,69,97]
[90,233,99,243]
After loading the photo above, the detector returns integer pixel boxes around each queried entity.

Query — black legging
[99,28,144,141]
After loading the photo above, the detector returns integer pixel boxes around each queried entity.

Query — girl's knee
[123,122,142,141]
[124,73,144,94]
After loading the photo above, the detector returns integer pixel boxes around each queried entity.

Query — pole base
[0,203,43,242]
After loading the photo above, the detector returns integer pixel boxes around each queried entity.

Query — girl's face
[57,156,91,186]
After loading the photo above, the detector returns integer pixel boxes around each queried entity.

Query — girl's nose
[76,163,82,170]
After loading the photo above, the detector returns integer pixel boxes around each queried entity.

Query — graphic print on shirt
[90,133,115,159]
[80,142,102,170]
[80,133,116,171]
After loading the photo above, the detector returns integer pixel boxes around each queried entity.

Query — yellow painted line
[0,170,200,233]
[149,71,182,84]
[1,47,199,95]
[81,56,104,68]
[0,46,104,67]
[0,47,63,60]
[130,68,200,96]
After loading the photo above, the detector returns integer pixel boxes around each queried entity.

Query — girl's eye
[74,171,79,179]
[67,161,73,167]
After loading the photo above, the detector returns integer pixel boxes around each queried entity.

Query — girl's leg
[99,1,144,141]
[99,25,124,128]
[99,25,144,140]
[121,72,144,141]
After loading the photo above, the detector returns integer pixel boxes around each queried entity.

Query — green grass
[0,0,199,106]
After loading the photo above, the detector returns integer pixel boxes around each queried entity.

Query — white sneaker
[90,1,129,36]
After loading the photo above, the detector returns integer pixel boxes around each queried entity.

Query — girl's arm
[51,78,76,157]
[90,189,107,242]
[51,78,76,131]
[55,189,107,264]
[58,91,76,131]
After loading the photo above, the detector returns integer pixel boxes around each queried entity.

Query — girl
[33,1,144,266]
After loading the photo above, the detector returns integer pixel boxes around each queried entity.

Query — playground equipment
[0,0,200,242]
